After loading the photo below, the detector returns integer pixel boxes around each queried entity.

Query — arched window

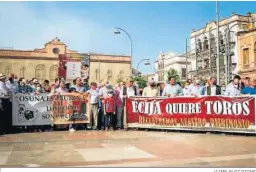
[203,37,209,50]
[107,70,112,80]
[243,48,249,68]
[20,67,26,78]
[197,39,202,52]
[254,42,256,63]
[35,64,46,82]
[5,67,11,76]
[210,34,216,51]
[49,65,58,81]
[120,70,124,79]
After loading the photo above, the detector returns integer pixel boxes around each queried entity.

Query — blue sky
[0,1,255,74]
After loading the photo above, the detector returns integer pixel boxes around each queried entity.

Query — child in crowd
[103,90,116,131]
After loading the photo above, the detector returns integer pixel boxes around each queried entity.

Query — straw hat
[0,73,6,80]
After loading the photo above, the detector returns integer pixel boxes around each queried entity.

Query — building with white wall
[189,12,256,84]
[142,73,157,82]
[155,52,190,83]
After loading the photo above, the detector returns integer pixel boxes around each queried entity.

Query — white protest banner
[12,93,53,126]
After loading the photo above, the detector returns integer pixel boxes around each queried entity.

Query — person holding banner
[120,80,137,98]
[18,79,33,94]
[205,77,221,96]
[190,79,205,97]
[241,79,256,95]
[56,80,69,94]
[162,76,183,97]
[69,77,88,131]
[182,81,192,96]
[142,80,159,97]
[224,75,241,96]
[72,77,87,93]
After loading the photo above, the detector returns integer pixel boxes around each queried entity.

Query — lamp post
[185,39,189,79]
[216,1,220,85]
[114,27,133,78]
[136,59,150,76]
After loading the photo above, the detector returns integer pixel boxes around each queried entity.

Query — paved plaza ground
[0,130,255,167]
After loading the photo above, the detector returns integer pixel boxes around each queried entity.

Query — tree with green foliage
[133,76,147,89]
[166,68,180,83]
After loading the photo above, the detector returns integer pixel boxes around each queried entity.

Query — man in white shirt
[99,80,112,99]
[5,74,19,93]
[87,82,100,130]
[224,75,241,96]
[120,80,137,99]
[142,80,159,97]
[0,73,9,98]
[0,73,10,134]
[205,77,221,96]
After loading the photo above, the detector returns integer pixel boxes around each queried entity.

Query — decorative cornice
[0,55,131,64]
[237,27,256,36]
[0,55,58,61]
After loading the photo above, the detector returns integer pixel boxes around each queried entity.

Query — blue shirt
[18,85,34,94]
[241,86,256,95]
[72,85,87,93]
[189,84,205,96]
[162,84,183,96]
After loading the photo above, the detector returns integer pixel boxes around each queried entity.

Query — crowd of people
[0,72,255,134]
[141,75,256,97]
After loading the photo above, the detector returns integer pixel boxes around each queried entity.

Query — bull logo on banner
[18,104,36,122]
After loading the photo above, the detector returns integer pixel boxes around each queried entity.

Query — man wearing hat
[0,73,9,97]
[0,73,10,134]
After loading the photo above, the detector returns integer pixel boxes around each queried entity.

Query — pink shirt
[115,90,123,107]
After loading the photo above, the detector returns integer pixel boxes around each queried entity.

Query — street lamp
[114,27,133,78]
[216,1,220,85]
[136,59,151,76]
